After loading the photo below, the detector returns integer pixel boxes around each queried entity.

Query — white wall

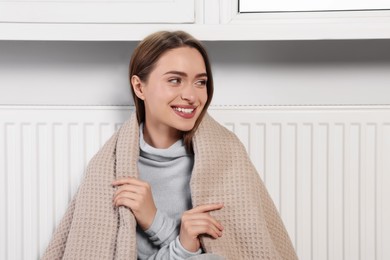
[1,40,390,260]
[1,40,390,106]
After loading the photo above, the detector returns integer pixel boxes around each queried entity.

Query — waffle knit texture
[42,113,298,260]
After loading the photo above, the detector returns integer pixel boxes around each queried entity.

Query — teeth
[174,107,194,114]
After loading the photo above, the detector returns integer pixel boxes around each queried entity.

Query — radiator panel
[1,105,389,260]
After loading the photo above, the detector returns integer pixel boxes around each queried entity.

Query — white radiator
[1,105,389,260]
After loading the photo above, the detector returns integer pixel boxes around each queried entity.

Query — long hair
[129,31,214,152]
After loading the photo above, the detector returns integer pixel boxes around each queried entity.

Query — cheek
[146,83,173,102]
[199,89,208,105]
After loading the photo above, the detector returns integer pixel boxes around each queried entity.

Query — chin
[174,120,197,132]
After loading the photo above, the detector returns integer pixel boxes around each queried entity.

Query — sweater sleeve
[144,209,178,246]
[145,236,202,260]
[143,210,202,259]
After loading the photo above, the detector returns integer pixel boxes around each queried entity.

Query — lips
[172,105,197,119]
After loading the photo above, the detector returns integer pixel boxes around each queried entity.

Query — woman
[43,31,297,260]
[113,31,223,258]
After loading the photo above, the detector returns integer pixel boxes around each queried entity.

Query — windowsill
[1,18,390,41]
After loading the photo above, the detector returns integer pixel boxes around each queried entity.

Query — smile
[173,107,194,114]
[172,106,197,119]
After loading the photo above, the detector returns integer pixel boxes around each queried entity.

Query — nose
[181,84,196,104]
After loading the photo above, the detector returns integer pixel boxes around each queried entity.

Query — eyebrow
[164,70,207,78]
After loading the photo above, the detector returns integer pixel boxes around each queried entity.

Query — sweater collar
[139,123,190,161]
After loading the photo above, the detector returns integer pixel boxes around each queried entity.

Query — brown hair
[129,31,214,152]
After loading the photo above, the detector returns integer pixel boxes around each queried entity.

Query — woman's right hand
[179,203,224,253]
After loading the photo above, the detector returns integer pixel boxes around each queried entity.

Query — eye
[168,77,181,84]
[195,79,207,87]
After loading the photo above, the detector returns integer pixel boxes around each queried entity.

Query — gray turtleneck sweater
[136,124,202,259]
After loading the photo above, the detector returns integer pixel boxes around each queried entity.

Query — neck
[143,122,182,149]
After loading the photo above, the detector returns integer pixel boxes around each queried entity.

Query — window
[239,0,390,12]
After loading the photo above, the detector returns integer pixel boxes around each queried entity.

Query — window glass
[240,0,390,12]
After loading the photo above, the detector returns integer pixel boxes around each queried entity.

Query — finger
[184,213,224,231]
[111,177,132,186]
[113,191,140,205]
[187,219,223,237]
[188,224,222,239]
[113,184,141,198]
[187,203,224,214]
[112,177,148,187]
[113,196,138,209]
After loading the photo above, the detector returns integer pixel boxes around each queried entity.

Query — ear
[131,75,145,100]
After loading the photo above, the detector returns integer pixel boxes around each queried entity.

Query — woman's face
[133,46,208,138]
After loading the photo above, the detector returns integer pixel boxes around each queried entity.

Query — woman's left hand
[112,177,157,230]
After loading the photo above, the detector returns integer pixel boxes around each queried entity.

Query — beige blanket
[42,113,297,260]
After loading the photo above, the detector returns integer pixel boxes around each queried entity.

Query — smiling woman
[129,31,214,152]
[130,46,209,149]
[42,31,297,260]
